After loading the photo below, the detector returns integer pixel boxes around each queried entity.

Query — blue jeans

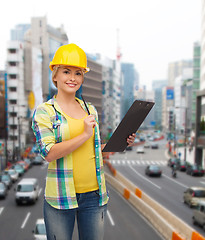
[44,190,107,240]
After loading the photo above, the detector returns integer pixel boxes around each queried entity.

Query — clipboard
[102,100,155,152]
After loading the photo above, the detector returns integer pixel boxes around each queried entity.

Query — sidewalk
[168,147,195,165]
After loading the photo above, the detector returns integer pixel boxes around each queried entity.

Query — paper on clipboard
[102,100,155,152]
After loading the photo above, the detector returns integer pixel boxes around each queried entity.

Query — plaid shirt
[32,96,109,209]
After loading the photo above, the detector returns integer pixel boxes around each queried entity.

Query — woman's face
[54,66,84,94]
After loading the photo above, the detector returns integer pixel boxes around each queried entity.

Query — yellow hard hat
[49,43,90,72]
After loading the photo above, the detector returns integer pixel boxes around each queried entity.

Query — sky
[0,0,201,89]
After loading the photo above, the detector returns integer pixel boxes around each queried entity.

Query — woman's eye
[76,72,82,76]
[63,70,70,74]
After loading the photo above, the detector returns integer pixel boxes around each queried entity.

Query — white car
[33,218,47,240]
[136,146,144,153]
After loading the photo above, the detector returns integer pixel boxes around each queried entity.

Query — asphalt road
[0,160,163,240]
[108,139,205,237]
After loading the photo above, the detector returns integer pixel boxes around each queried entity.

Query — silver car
[183,187,205,208]
[193,200,205,231]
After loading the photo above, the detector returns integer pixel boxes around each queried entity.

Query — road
[0,161,163,240]
[108,139,205,237]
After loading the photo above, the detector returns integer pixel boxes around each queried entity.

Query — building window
[40,37,42,45]
[8,49,16,54]
[10,135,17,140]
[9,87,17,92]
[10,74,17,79]
[9,62,17,66]
[10,125,17,130]
[10,112,17,117]
[9,100,17,104]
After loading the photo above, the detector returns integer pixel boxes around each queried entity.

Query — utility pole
[184,108,187,163]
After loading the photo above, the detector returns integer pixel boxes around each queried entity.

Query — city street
[108,139,205,237]
[0,159,163,240]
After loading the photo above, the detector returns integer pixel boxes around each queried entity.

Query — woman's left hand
[127,133,136,146]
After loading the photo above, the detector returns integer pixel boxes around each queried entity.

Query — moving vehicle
[151,143,158,149]
[15,178,39,205]
[5,169,19,182]
[0,173,12,189]
[0,182,7,199]
[183,187,205,208]
[33,155,44,165]
[136,146,144,154]
[32,218,47,240]
[145,165,162,177]
[193,201,205,230]
[12,164,24,177]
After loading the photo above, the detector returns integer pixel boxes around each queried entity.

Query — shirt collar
[45,95,89,115]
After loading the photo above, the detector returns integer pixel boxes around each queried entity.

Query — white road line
[129,165,161,189]
[21,212,31,229]
[162,174,188,188]
[131,160,135,165]
[127,160,130,165]
[136,161,140,164]
[122,160,125,165]
[107,210,115,226]
[38,188,42,197]
[112,160,116,164]
[0,207,4,215]
[200,181,205,185]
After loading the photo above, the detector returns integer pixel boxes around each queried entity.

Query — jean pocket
[94,190,100,196]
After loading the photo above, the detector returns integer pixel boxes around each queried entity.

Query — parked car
[167,158,180,167]
[145,165,162,177]
[12,164,24,177]
[24,158,32,168]
[17,160,29,172]
[193,200,205,230]
[33,155,44,165]
[151,143,158,149]
[5,169,19,182]
[183,187,205,208]
[33,218,47,240]
[0,173,12,189]
[186,165,205,176]
[136,146,144,154]
[15,178,39,205]
[176,160,187,171]
[0,182,8,199]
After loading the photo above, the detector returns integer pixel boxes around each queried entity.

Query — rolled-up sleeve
[32,106,55,159]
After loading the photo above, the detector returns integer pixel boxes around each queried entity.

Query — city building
[121,63,138,119]
[168,60,193,87]
[152,79,167,130]
[5,17,68,158]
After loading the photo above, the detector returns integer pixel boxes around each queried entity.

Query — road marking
[200,181,205,185]
[21,212,31,229]
[0,207,4,215]
[131,160,135,165]
[127,160,130,165]
[129,165,161,189]
[162,174,188,188]
[107,210,115,226]
[38,188,42,197]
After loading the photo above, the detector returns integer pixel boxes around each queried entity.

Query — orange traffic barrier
[172,232,185,240]
[123,188,130,200]
[135,188,142,198]
[192,232,205,240]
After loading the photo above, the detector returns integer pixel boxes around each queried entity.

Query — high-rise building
[168,60,193,87]
[121,63,138,119]
[152,80,167,129]
[6,17,68,157]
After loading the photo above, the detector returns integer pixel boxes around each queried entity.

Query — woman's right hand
[84,115,96,138]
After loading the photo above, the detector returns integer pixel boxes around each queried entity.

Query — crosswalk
[109,160,167,166]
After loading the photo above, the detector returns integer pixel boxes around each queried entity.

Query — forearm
[45,132,90,162]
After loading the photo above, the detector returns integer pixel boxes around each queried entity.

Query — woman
[32,43,136,240]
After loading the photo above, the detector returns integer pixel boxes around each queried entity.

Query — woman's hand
[84,115,96,138]
[127,133,136,146]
